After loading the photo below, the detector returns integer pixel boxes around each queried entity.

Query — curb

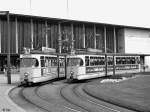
[5,86,26,112]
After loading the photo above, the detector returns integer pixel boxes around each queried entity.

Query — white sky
[0,0,150,28]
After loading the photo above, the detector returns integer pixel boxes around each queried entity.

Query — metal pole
[113,55,115,76]
[64,55,67,78]
[105,54,107,76]
[7,11,11,84]
[57,55,60,78]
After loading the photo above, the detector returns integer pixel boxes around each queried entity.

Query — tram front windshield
[67,58,83,66]
[20,58,39,67]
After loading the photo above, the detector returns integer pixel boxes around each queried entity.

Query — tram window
[67,58,83,66]
[122,57,125,64]
[131,57,135,64]
[116,57,121,64]
[50,57,57,66]
[59,58,65,66]
[20,58,39,67]
[85,56,89,66]
[40,56,44,60]
[100,57,105,65]
[41,59,45,67]
[107,57,113,65]
[136,57,140,64]
[126,57,130,64]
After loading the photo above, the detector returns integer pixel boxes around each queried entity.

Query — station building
[0,13,150,72]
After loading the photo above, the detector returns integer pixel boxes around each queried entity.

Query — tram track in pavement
[22,85,83,112]
[60,80,136,112]
[74,83,136,112]
[9,81,85,112]
[9,79,137,112]
[9,87,49,112]
[73,84,120,112]
[60,83,120,112]
[35,83,83,112]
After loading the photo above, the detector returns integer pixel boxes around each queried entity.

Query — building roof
[3,13,149,30]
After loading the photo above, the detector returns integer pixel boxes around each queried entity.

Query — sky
[0,0,150,28]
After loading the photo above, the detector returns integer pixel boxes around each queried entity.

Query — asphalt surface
[8,73,150,112]
[84,74,150,112]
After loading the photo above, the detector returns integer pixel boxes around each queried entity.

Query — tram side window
[85,56,89,66]
[126,57,130,64]
[90,57,94,66]
[116,57,121,65]
[122,57,126,64]
[40,56,45,67]
[131,57,136,64]
[59,58,65,67]
[100,57,105,65]
[67,58,83,66]
[50,57,57,66]
[136,57,140,64]
[45,57,52,67]
[107,57,113,65]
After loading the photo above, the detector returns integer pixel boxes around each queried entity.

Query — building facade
[0,13,150,72]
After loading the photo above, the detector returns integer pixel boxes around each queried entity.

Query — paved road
[9,77,138,112]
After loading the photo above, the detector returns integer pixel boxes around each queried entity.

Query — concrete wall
[124,28,150,68]
[124,28,150,54]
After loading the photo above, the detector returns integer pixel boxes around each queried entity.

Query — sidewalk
[0,74,26,112]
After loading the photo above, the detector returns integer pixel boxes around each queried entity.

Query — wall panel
[85,25,94,48]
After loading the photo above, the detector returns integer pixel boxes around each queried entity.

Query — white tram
[20,52,65,85]
[66,54,141,80]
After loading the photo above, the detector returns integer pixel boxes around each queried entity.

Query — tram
[66,53,141,80]
[19,48,65,85]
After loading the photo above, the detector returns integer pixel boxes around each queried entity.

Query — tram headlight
[24,73,29,78]
[70,71,74,75]
[70,71,74,78]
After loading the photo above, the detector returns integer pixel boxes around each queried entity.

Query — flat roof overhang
[0,12,150,30]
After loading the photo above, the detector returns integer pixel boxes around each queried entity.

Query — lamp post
[0,11,11,84]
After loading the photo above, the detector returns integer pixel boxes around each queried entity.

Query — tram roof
[73,52,150,56]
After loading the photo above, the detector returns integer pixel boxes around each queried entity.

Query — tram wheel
[67,79,73,83]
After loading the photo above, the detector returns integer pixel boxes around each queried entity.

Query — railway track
[9,79,136,112]
[74,84,136,112]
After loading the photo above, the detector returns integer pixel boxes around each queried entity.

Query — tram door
[57,56,66,78]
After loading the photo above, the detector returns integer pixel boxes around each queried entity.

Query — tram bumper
[67,71,77,80]
[20,72,30,84]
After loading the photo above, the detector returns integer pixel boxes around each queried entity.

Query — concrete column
[94,24,96,49]
[83,24,85,48]
[31,19,34,49]
[71,23,74,50]
[58,23,62,53]
[45,21,48,48]
[15,17,18,53]
[114,26,116,53]
[104,26,107,53]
